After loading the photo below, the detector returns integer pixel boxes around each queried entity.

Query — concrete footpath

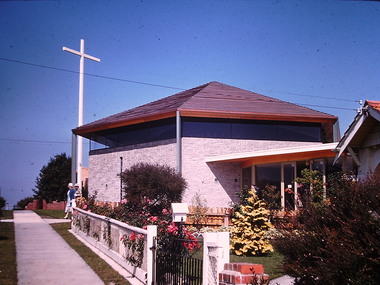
[14,210,104,285]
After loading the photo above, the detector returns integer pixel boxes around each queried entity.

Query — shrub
[16,196,35,209]
[189,192,208,229]
[260,184,281,212]
[231,186,274,256]
[120,163,187,216]
[272,173,380,284]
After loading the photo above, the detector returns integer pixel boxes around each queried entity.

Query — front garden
[72,163,380,285]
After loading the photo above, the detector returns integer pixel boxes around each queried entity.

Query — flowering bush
[272,173,380,284]
[76,195,200,267]
[121,232,145,267]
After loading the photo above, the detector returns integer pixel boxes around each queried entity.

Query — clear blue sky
[1,0,379,208]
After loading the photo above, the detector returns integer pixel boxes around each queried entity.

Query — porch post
[176,110,182,174]
[281,166,285,210]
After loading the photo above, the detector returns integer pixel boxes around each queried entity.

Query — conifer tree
[231,186,273,256]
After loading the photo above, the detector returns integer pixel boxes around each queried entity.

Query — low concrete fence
[71,207,156,284]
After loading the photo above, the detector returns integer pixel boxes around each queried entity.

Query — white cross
[63,39,100,188]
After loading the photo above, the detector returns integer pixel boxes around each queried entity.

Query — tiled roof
[73,81,337,136]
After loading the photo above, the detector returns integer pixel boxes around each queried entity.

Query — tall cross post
[63,39,100,188]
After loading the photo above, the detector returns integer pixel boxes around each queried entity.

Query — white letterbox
[171,203,189,222]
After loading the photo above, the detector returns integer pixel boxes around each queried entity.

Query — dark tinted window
[182,117,321,142]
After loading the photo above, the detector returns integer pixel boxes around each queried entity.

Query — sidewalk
[14,210,104,285]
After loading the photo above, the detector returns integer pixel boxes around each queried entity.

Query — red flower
[130,232,136,241]
[167,222,178,234]
[149,216,158,222]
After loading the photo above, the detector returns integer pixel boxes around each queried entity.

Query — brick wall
[25,200,66,210]
[219,263,269,285]
[89,140,176,202]
[181,137,316,207]
[88,137,317,207]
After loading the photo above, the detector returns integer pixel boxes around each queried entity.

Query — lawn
[0,211,17,285]
[0,209,13,220]
[230,251,285,280]
[33,209,66,219]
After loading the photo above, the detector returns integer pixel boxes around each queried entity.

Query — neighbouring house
[73,81,341,210]
[334,100,380,180]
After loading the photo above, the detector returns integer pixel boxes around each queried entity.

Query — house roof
[205,142,338,167]
[334,100,380,164]
[73,81,338,137]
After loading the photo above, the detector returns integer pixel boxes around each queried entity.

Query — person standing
[64,183,76,219]
[74,183,82,198]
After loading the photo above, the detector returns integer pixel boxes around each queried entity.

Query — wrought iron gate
[153,235,203,285]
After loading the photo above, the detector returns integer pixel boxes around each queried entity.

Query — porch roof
[205,142,338,167]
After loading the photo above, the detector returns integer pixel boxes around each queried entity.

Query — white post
[63,39,100,187]
[203,232,230,285]
[146,225,157,285]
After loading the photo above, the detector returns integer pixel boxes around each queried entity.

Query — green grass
[51,222,131,285]
[0,221,17,285]
[0,210,14,220]
[230,251,285,280]
[33,209,66,219]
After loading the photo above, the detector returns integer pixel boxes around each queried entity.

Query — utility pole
[63,39,100,187]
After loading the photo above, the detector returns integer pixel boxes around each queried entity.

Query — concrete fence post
[146,225,157,285]
[203,232,230,285]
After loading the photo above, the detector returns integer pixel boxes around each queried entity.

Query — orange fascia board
[239,149,337,168]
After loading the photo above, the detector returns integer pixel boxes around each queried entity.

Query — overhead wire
[0,57,186,91]
[0,57,360,106]
[0,138,71,144]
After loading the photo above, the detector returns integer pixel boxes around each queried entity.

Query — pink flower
[82,204,87,210]
[162,209,169,215]
[167,222,178,234]
[137,234,144,240]
[146,198,151,203]
[149,216,158,222]
[121,198,127,204]
[143,226,147,230]
[130,232,136,241]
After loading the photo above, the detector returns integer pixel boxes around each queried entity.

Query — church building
[73,82,340,209]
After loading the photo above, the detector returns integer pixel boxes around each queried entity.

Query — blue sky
[1,0,379,208]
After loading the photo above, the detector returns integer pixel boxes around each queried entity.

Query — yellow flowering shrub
[230,187,274,256]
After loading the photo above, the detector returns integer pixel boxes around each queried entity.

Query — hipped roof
[73,81,337,137]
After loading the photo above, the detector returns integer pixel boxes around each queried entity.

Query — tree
[33,153,71,203]
[272,173,380,284]
[120,163,187,216]
[0,196,5,209]
[230,186,274,256]
[0,196,5,216]
[16,196,35,209]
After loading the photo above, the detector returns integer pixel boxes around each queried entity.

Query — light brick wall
[89,137,318,207]
[89,141,176,202]
[181,137,318,208]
